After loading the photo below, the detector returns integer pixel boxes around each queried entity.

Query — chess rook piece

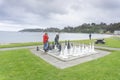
[67,40,70,49]
[36,46,39,51]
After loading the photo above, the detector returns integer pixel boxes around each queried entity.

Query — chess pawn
[89,43,92,53]
[72,46,78,56]
[82,44,85,54]
[91,43,96,53]
[54,45,57,50]
[69,46,73,55]
[58,44,61,52]
[59,50,68,58]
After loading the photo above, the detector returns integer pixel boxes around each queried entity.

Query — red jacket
[43,34,49,43]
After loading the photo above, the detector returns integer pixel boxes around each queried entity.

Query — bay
[0,31,112,44]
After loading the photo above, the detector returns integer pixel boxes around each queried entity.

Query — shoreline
[0,31,113,44]
[0,35,114,45]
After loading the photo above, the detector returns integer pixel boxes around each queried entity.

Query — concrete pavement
[30,48,110,69]
[95,46,120,51]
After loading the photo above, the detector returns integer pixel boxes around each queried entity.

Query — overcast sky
[0,0,120,31]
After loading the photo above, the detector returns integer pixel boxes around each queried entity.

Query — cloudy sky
[0,0,120,31]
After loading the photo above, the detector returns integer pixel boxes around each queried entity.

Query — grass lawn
[0,49,120,80]
[0,42,43,48]
[71,36,120,48]
[96,37,120,48]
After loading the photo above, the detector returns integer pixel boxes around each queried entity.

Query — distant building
[114,30,120,35]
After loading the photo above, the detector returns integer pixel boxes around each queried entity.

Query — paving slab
[95,46,120,51]
[30,48,110,69]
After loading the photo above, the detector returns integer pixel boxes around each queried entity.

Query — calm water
[0,31,112,43]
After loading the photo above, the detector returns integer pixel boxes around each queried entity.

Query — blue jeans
[44,42,48,51]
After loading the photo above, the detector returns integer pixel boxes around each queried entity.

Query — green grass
[0,49,58,80]
[0,41,64,48]
[0,42,43,48]
[96,37,120,48]
[0,49,120,80]
[70,36,120,48]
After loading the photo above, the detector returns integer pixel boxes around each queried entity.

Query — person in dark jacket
[43,32,49,52]
[54,33,59,47]
[89,33,92,40]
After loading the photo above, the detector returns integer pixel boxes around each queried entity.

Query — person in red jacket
[43,32,49,52]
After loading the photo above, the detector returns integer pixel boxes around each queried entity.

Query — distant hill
[19,22,120,33]
[20,28,44,32]
[20,28,60,32]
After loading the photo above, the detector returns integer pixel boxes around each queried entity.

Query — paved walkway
[95,46,120,51]
[0,46,119,51]
[0,46,36,51]
[0,46,120,69]
[30,49,110,69]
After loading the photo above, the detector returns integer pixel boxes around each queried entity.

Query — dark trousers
[55,40,59,47]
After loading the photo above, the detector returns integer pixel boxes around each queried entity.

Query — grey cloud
[0,0,75,25]
[3,0,70,16]
[0,0,120,31]
[7,0,79,15]
[91,0,120,10]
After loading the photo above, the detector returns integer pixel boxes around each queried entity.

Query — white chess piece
[69,46,73,55]
[59,45,68,58]
[72,46,79,56]
[91,43,96,53]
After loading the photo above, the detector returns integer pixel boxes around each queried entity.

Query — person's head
[45,32,47,35]
[56,33,59,36]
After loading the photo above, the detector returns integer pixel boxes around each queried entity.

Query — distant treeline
[20,22,120,33]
